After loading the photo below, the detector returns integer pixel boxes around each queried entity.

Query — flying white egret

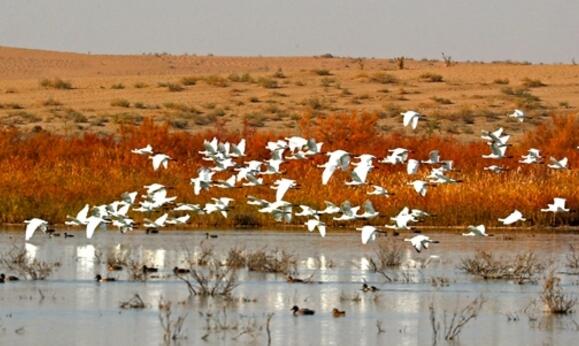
[86,215,110,239]
[149,153,172,171]
[385,207,418,230]
[65,204,90,226]
[548,157,568,170]
[295,205,320,218]
[131,144,154,156]
[519,148,542,164]
[381,148,409,165]
[498,210,526,225]
[143,213,169,230]
[408,180,429,197]
[357,200,379,219]
[319,201,341,215]
[333,201,360,221]
[422,150,440,164]
[482,142,509,159]
[406,159,420,175]
[367,185,392,197]
[190,168,215,195]
[24,218,48,241]
[484,165,507,173]
[541,198,570,213]
[401,110,422,130]
[166,214,191,225]
[319,150,351,185]
[404,235,439,253]
[271,178,298,202]
[508,109,525,122]
[357,225,384,245]
[305,219,326,237]
[462,224,489,237]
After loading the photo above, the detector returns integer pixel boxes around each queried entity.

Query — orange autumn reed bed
[0,112,577,229]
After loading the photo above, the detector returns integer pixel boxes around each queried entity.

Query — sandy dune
[0,46,577,140]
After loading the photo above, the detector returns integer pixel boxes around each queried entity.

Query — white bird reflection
[24,242,38,262]
[76,244,96,276]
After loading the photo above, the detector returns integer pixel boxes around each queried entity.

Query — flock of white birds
[23,108,576,253]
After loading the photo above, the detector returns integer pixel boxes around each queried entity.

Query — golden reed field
[0,46,577,228]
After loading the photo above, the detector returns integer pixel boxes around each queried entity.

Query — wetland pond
[1,230,579,345]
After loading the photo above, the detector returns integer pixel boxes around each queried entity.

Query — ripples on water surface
[1,230,578,345]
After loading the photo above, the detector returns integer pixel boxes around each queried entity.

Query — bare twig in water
[159,297,188,345]
[0,246,60,280]
[178,260,238,298]
[566,245,579,271]
[430,295,486,344]
[120,294,146,309]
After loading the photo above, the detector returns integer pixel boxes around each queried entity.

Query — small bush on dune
[39,78,73,90]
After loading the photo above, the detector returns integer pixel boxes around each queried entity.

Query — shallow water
[1,230,579,346]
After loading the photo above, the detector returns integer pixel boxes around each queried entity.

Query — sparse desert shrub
[39,78,73,90]
[42,98,63,107]
[420,73,444,83]
[245,113,267,127]
[180,76,198,86]
[431,96,453,105]
[203,75,229,87]
[522,77,547,88]
[493,78,509,85]
[312,69,332,76]
[0,247,61,280]
[111,83,125,89]
[133,82,148,88]
[0,102,24,110]
[395,56,405,70]
[256,77,279,89]
[441,52,453,67]
[111,99,131,108]
[166,83,185,92]
[228,73,254,83]
[369,72,398,84]
[541,272,577,314]
[459,250,545,284]
[170,119,188,129]
[272,68,286,79]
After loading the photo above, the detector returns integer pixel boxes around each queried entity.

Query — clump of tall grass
[39,78,73,90]
[458,250,545,284]
[541,272,577,314]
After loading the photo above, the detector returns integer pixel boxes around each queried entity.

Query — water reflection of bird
[332,308,346,318]
[291,305,315,316]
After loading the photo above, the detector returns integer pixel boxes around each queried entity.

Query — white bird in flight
[149,153,172,171]
[401,110,422,130]
[65,204,90,226]
[498,209,526,225]
[541,198,570,213]
[305,219,327,237]
[508,109,525,122]
[25,218,48,241]
[404,235,439,253]
[462,224,489,237]
[131,144,154,156]
[548,157,568,170]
